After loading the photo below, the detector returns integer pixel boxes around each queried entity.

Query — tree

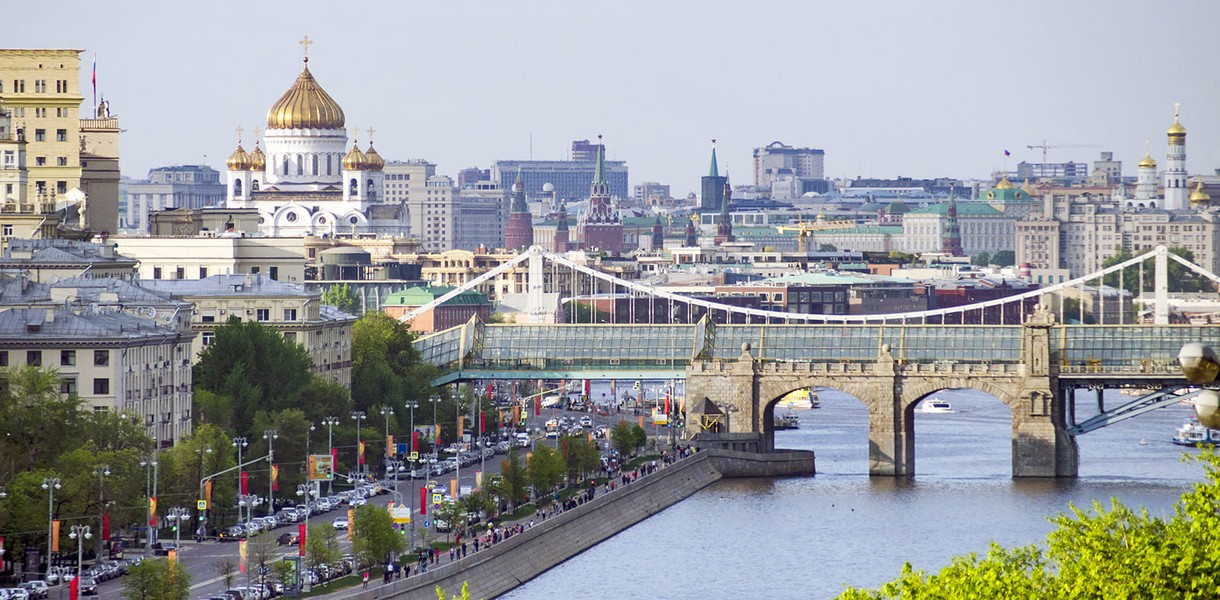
[526,445,565,504]
[818,243,838,252]
[352,503,405,567]
[304,524,341,570]
[435,581,470,600]
[321,283,360,314]
[559,434,598,482]
[433,501,465,543]
[123,557,191,600]
[971,252,991,266]
[194,317,314,434]
[610,421,635,458]
[216,558,237,591]
[630,425,648,453]
[836,451,1220,598]
[350,312,437,412]
[498,449,529,510]
[1103,246,1209,296]
[991,250,1016,267]
[0,365,85,475]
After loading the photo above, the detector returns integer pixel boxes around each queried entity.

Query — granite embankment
[346,448,813,600]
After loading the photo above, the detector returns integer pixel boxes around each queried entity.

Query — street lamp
[263,429,278,516]
[305,422,316,465]
[238,495,262,525]
[429,396,442,462]
[322,417,340,494]
[139,456,157,551]
[166,507,190,550]
[351,411,367,479]
[41,477,61,567]
[67,525,91,583]
[233,437,248,523]
[93,465,110,559]
[380,405,395,465]
[294,483,318,594]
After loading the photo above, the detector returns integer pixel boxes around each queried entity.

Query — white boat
[916,399,953,414]
[1171,419,1220,446]
[778,389,820,410]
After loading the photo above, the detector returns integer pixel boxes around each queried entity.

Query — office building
[753,141,825,187]
[122,165,225,232]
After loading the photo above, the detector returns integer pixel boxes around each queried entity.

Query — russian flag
[91,55,97,108]
[1003,149,1011,157]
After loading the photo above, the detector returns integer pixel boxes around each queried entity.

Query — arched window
[312,155,319,175]
[296,155,303,176]
[282,157,289,175]
[252,180,260,191]
[233,179,242,195]
[326,155,333,175]
[349,178,358,195]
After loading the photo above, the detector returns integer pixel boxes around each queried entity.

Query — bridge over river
[411,245,1220,477]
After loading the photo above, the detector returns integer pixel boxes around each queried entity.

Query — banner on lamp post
[51,520,60,553]
[240,471,248,495]
[239,540,247,574]
[271,464,279,492]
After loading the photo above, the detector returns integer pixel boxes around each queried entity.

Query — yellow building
[0,49,84,203]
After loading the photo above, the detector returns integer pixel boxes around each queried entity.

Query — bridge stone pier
[684,310,1079,478]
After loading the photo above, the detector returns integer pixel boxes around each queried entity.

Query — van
[515,432,530,447]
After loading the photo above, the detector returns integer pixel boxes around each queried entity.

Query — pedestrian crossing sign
[197,500,207,510]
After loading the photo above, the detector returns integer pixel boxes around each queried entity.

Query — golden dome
[226,144,252,171]
[249,144,266,171]
[995,175,1014,190]
[364,143,385,171]
[1190,181,1211,206]
[1168,117,1186,138]
[1138,152,1157,169]
[341,142,368,171]
[266,60,346,130]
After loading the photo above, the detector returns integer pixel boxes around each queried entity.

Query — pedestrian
[362,570,369,590]
[449,547,455,562]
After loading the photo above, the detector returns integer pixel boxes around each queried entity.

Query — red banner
[240,471,248,495]
[665,396,671,415]
[486,384,493,398]
[411,430,418,453]
[534,396,540,416]
[69,575,78,600]
[102,510,110,541]
[148,497,157,527]
[239,540,247,573]
[331,447,337,473]
[419,487,427,516]
[271,464,279,491]
[480,412,485,433]
[298,524,306,557]
[358,441,365,465]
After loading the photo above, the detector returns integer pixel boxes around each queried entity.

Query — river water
[503,388,1206,599]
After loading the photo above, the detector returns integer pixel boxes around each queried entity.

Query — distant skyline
[7,0,1220,196]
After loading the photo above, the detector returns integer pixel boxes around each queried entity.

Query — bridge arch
[906,387,1016,478]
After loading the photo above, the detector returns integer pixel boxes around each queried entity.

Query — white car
[331,517,349,530]
[580,416,593,427]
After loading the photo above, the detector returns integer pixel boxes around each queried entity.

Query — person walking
[362,570,369,589]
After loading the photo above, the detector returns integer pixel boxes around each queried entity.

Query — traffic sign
[409,451,419,461]
[390,504,411,524]
[423,520,431,528]
[431,493,442,505]
[197,500,207,510]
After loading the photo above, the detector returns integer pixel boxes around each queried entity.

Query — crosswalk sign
[197,500,207,510]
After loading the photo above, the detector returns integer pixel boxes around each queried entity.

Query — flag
[238,540,247,573]
[102,510,110,541]
[1003,149,1011,157]
[205,480,213,509]
[435,424,441,442]
[149,496,158,527]
[91,55,96,110]
[69,574,78,600]
[475,471,483,489]
[271,464,279,491]
[419,487,427,516]
[298,524,307,557]
[411,430,418,453]
[241,471,248,495]
[347,509,354,541]
[457,416,464,438]
[534,397,540,417]
[358,441,365,465]
[167,549,177,565]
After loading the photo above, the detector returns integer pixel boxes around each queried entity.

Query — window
[202,331,215,346]
[56,129,67,142]
[57,157,67,166]
[35,157,46,166]
[153,267,162,279]
[256,308,270,321]
[34,129,46,142]
[60,350,75,366]
[199,267,208,278]
[284,308,297,321]
[268,266,278,281]
[94,350,109,366]
[1,224,12,238]
[93,378,110,395]
[250,266,260,274]
[57,181,66,194]
[0,351,7,366]
[175,267,185,280]
[60,378,77,395]
[27,350,42,366]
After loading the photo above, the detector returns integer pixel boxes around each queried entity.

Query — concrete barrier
[348,448,814,600]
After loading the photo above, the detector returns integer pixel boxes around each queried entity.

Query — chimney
[45,307,55,323]
[246,272,253,286]
[100,243,114,258]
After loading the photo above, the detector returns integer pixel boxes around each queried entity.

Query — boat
[1171,419,1220,446]
[916,399,953,414]
[778,388,820,410]
[773,411,801,430]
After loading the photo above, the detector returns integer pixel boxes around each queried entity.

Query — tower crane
[1026,140,1101,165]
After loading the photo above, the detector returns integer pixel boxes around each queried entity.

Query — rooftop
[141,274,312,298]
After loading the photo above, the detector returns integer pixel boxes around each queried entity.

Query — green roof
[816,225,903,235]
[907,201,1002,216]
[385,285,490,307]
[764,272,916,286]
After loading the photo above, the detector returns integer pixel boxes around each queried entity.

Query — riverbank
[337,448,813,599]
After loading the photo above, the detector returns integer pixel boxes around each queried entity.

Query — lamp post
[305,422,316,466]
[238,495,262,526]
[41,477,61,567]
[405,401,418,479]
[263,429,278,516]
[233,437,248,524]
[139,456,157,551]
[351,411,367,480]
[167,507,189,550]
[92,464,110,560]
[67,525,91,583]
[379,406,394,466]
[196,446,212,538]
[322,417,339,495]
[429,397,441,462]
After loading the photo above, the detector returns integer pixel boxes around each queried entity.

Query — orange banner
[638,415,644,428]
[271,464,279,491]
[149,496,157,526]
[167,549,177,564]
[204,481,213,509]
[458,416,464,438]
[387,435,395,457]
[238,540,247,573]
[347,509,354,541]
[51,520,60,553]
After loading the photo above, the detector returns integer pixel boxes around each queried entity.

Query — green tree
[630,424,648,453]
[610,421,635,459]
[122,557,191,600]
[350,312,437,412]
[526,445,565,504]
[837,451,1220,598]
[352,503,405,567]
[435,581,470,600]
[559,434,599,482]
[971,251,991,266]
[991,250,1016,267]
[818,243,838,252]
[433,500,465,543]
[498,449,530,510]
[194,317,314,434]
[0,365,85,475]
[304,524,341,570]
[321,283,360,314]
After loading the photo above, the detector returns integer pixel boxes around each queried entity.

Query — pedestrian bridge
[410,245,1220,477]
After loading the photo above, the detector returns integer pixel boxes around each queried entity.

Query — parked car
[331,517,348,530]
[21,581,49,600]
[2,588,30,600]
[580,416,593,427]
[276,532,299,546]
[219,525,246,541]
[77,578,98,596]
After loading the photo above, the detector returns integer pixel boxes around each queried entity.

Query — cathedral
[223,40,406,237]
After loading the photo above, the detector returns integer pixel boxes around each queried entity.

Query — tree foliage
[837,451,1220,598]
[321,283,360,314]
[991,250,1016,267]
[351,312,438,414]
[1102,246,1209,296]
[122,557,191,600]
[526,445,565,504]
[559,434,599,482]
[304,524,341,569]
[610,421,635,458]
[498,449,530,510]
[352,503,405,567]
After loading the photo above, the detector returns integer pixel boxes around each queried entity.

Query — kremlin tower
[553,201,570,252]
[504,167,534,251]
[575,137,623,253]
[941,190,963,257]
[1163,103,1188,211]
[714,173,735,245]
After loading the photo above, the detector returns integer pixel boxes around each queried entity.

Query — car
[580,416,593,427]
[276,532,300,546]
[219,525,246,541]
[331,517,348,530]
[568,425,584,436]
[494,441,511,454]
[3,588,30,600]
[21,582,48,600]
[595,426,610,439]
[77,578,97,596]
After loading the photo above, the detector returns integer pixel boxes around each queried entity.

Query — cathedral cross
[300,36,313,61]
[235,125,244,143]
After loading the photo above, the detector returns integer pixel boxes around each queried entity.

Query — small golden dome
[249,144,266,171]
[1138,152,1157,169]
[266,60,346,130]
[1190,181,1211,206]
[342,142,368,171]
[1168,117,1186,138]
[364,143,384,171]
[226,144,252,171]
[995,175,1014,190]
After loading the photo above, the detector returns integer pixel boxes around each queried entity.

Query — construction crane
[774,213,859,236]
[1026,140,1101,165]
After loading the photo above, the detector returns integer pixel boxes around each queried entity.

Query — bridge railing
[1054,324,1220,372]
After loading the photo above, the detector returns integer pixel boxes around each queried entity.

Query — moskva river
[504,388,1203,599]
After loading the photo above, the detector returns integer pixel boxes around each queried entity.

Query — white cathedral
[223,50,405,237]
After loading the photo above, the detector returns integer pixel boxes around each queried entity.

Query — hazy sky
[8,1,1220,195]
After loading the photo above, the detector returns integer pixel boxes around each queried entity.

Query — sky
[7,0,1220,196]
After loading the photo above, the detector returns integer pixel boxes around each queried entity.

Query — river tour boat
[1172,419,1220,446]
[916,399,953,414]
